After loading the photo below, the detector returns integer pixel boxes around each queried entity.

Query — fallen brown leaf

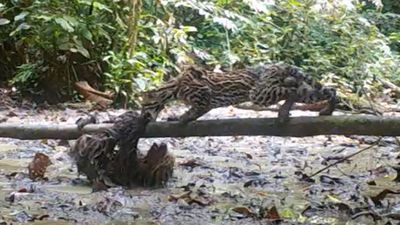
[28,152,52,181]
[168,190,212,206]
[75,81,113,108]
[232,206,255,217]
[189,196,212,206]
[370,189,400,206]
[245,153,253,159]
[168,191,192,202]
[179,159,202,168]
[264,205,281,220]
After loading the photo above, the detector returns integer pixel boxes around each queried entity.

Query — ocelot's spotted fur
[70,111,175,189]
[141,63,337,123]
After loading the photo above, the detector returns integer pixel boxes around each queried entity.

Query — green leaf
[133,78,146,91]
[14,12,29,21]
[0,18,10,25]
[73,39,90,58]
[212,17,237,31]
[280,208,296,219]
[93,2,112,12]
[63,15,78,26]
[55,18,74,32]
[288,0,301,6]
[181,26,197,33]
[76,46,90,58]
[58,43,72,50]
[35,15,52,21]
[82,29,93,42]
[9,23,31,36]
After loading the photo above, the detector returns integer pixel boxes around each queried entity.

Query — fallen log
[0,115,399,140]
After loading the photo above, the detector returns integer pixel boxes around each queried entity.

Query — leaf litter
[0,104,399,224]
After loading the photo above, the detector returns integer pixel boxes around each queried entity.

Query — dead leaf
[264,206,281,220]
[168,190,212,206]
[28,152,52,181]
[179,159,202,168]
[385,213,400,220]
[5,172,18,179]
[245,153,253,159]
[189,196,212,206]
[294,171,315,183]
[352,211,382,221]
[17,188,28,193]
[5,192,15,203]
[243,178,269,187]
[232,206,255,217]
[327,194,342,203]
[392,166,400,182]
[256,191,268,197]
[370,189,400,206]
[320,175,344,185]
[331,203,353,215]
[168,191,192,202]
[75,81,113,108]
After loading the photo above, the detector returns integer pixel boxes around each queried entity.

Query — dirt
[0,105,400,225]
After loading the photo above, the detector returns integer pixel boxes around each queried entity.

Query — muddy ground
[0,104,400,225]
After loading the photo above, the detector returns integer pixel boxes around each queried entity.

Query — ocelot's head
[140,85,175,121]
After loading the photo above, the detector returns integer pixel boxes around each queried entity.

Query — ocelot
[141,63,337,123]
[69,111,175,189]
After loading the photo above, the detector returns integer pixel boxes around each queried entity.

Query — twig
[308,137,382,177]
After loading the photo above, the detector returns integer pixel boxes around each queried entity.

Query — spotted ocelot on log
[140,63,337,123]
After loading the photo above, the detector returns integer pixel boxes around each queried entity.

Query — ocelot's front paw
[319,109,333,116]
[76,113,98,130]
[318,103,335,116]
[277,110,291,125]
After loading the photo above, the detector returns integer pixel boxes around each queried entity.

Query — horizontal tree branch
[0,115,399,140]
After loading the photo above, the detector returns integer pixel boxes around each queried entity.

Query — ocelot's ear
[187,66,205,80]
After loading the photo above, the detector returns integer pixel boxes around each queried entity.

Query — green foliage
[103,51,163,106]
[11,63,40,91]
[363,2,400,56]
[163,0,399,96]
[0,0,399,105]
[0,0,115,101]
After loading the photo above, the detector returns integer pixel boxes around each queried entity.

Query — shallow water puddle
[0,143,18,153]
[0,158,30,171]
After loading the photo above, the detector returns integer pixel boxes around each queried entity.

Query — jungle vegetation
[0,0,399,107]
